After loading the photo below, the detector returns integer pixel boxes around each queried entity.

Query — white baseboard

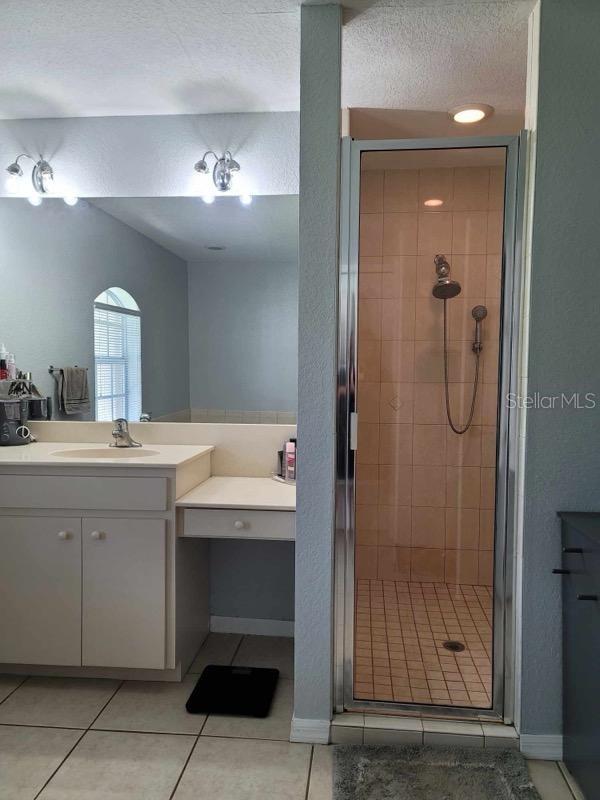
[210,615,294,638]
[520,734,564,760]
[290,716,331,744]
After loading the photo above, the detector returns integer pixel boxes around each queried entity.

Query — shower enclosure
[335,136,522,721]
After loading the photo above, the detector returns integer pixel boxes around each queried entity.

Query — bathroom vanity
[0,442,213,678]
[0,428,296,681]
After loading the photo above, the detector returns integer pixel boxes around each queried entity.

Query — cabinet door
[0,516,81,665]
[563,528,600,798]
[82,517,166,669]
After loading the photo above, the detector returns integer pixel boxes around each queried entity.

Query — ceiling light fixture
[194,151,241,192]
[450,104,494,124]
[63,195,79,206]
[239,194,252,206]
[424,198,444,208]
[201,194,215,205]
[27,194,43,206]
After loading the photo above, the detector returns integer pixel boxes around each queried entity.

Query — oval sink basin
[52,448,160,459]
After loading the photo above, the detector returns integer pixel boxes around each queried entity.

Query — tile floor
[0,634,576,800]
[354,579,493,707]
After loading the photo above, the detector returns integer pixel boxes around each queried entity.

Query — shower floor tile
[353,580,492,708]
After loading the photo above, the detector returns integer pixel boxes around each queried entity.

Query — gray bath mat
[333,745,541,800]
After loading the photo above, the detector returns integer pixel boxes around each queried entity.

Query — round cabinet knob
[58,530,71,540]
[90,530,104,540]
[234,520,245,530]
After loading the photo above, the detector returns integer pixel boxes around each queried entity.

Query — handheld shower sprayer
[471,305,488,354]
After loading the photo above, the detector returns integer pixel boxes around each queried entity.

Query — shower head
[432,280,461,300]
[432,254,462,299]
[472,305,488,322]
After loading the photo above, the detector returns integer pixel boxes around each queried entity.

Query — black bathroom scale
[186,664,279,718]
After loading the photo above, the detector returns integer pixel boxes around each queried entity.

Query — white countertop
[176,476,296,511]
[0,441,214,468]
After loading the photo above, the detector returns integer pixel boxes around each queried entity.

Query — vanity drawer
[0,475,167,511]
[182,507,295,541]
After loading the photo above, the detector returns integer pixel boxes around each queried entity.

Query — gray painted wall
[0,199,189,419]
[294,4,342,725]
[521,0,600,735]
[210,540,295,621]
[187,259,298,412]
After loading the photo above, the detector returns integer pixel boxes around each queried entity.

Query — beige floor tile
[92,675,204,735]
[528,761,575,800]
[201,677,293,740]
[173,737,311,800]
[37,729,194,800]
[233,635,294,678]
[0,677,120,729]
[0,724,82,800]
[307,745,333,800]
[0,674,26,703]
[188,633,242,674]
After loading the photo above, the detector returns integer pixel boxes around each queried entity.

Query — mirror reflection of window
[93,287,141,422]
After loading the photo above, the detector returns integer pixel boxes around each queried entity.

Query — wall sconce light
[194,150,241,192]
[5,154,78,206]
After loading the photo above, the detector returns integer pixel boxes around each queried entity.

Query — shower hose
[443,298,481,435]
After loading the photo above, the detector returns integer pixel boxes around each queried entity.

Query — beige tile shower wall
[355,165,504,586]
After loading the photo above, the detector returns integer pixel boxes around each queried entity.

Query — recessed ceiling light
[205,245,225,251]
[201,195,215,205]
[239,194,252,206]
[63,195,79,206]
[424,198,444,208]
[27,194,43,206]
[450,104,494,124]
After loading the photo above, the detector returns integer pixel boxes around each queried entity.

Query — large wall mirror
[0,195,298,423]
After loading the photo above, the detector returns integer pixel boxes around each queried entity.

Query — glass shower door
[337,137,520,719]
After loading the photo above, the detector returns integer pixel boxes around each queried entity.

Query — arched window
[93,287,141,422]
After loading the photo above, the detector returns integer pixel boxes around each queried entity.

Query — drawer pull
[234,520,246,530]
[90,530,105,541]
[57,530,71,540]
[563,547,583,554]
[577,594,598,601]
[552,568,570,574]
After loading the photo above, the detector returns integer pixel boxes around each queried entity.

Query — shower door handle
[350,412,358,451]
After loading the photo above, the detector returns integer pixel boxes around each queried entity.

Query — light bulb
[449,104,494,124]
[240,194,252,206]
[424,198,444,208]
[454,108,485,123]
[202,195,215,205]
[63,195,79,206]
[27,194,43,206]
[5,174,20,194]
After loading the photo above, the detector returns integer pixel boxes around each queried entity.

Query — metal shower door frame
[334,134,523,721]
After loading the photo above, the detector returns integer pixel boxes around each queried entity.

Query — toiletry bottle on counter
[7,354,16,380]
[285,440,296,481]
[0,344,7,380]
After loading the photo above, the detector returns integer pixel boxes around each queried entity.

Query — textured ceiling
[91,195,299,263]
[342,1,534,115]
[0,0,533,119]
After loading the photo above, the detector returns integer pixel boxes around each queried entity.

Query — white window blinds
[93,302,141,422]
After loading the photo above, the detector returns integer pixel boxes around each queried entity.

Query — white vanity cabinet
[0,514,167,670]
[0,516,82,666]
[0,444,213,680]
[82,517,166,669]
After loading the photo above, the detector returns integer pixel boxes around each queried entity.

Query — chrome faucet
[110,418,142,448]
